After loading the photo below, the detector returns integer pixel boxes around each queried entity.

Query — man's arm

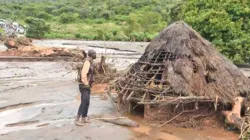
[81,60,90,85]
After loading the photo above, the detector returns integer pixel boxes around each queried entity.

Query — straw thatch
[111,21,250,114]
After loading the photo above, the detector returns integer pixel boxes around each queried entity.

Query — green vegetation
[172,0,250,63]
[0,0,182,41]
[25,17,50,38]
[0,0,249,62]
[0,28,3,34]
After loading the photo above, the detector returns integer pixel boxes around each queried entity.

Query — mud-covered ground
[0,62,239,140]
[0,40,247,140]
[0,62,132,140]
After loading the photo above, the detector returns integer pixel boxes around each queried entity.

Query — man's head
[88,50,96,59]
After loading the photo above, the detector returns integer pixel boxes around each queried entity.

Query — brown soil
[128,115,238,140]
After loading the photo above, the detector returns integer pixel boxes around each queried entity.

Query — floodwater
[0,40,244,140]
[0,62,131,140]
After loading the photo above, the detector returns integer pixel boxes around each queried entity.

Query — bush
[44,6,58,14]
[101,10,112,20]
[95,29,113,40]
[59,6,78,13]
[81,34,95,40]
[79,8,91,19]
[36,12,51,20]
[25,17,50,38]
[51,9,61,16]
[113,32,130,41]
[93,18,106,24]
[74,33,81,39]
[59,13,78,24]
[23,6,40,17]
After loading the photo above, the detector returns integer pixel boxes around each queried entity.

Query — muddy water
[32,39,148,53]
[130,115,238,140]
[0,40,244,140]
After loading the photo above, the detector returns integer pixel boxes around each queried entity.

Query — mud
[0,40,247,140]
[0,61,132,140]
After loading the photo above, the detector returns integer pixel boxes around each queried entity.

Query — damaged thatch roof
[115,21,250,104]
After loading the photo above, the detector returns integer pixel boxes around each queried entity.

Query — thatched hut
[110,21,250,124]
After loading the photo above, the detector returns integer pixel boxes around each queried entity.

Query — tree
[36,11,52,20]
[125,13,141,35]
[139,12,162,33]
[59,13,78,23]
[171,0,250,63]
[25,17,50,38]
[79,8,91,19]
[102,10,112,20]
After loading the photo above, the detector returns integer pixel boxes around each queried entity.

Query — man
[75,50,96,126]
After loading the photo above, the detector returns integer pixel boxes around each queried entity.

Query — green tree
[139,12,162,33]
[172,0,250,63]
[101,10,112,20]
[36,11,52,20]
[79,8,91,19]
[125,13,141,35]
[24,17,50,38]
[44,6,58,14]
[59,13,78,23]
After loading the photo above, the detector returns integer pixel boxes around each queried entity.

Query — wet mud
[0,40,247,140]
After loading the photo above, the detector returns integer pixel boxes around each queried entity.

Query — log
[91,116,139,127]
[98,118,139,127]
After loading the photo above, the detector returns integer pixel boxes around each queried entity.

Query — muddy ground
[0,40,248,140]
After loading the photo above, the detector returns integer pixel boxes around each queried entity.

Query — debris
[94,56,119,84]
[90,115,139,127]
[5,120,39,127]
[108,21,250,134]
[37,123,50,127]
[0,36,85,61]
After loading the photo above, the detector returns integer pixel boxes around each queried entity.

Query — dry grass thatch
[111,21,250,114]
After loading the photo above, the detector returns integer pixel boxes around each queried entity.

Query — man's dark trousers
[77,84,90,117]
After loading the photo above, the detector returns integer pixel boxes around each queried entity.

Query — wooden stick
[159,109,197,127]
[141,93,147,102]
[122,87,131,101]
[91,117,127,120]
[126,91,135,101]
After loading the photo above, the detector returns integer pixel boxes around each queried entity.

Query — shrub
[44,6,58,14]
[36,12,51,20]
[74,33,81,39]
[25,17,50,38]
[101,11,112,20]
[79,8,91,19]
[59,13,78,24]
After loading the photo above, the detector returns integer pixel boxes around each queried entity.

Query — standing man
[75,50,96,126]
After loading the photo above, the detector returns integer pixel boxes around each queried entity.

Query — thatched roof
[115,21,250,104]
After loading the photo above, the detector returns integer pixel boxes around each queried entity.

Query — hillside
[0,0,182,41]
[0,0,249,63]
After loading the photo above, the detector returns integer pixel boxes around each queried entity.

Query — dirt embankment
[0,36,85,61]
